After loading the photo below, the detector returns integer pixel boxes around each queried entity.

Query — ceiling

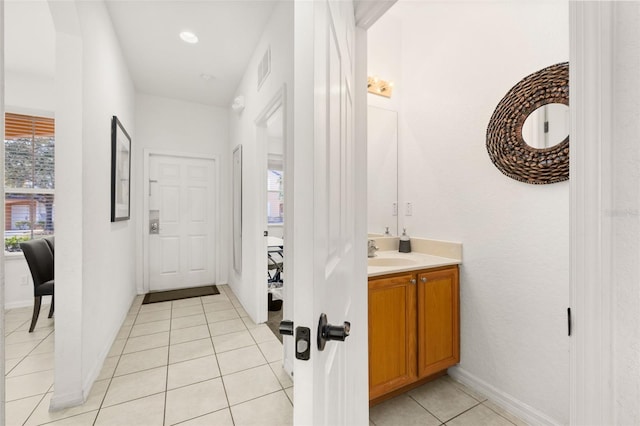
[105,1,278,107]
[5,0,278,108]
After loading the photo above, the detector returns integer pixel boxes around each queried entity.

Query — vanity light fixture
[367,76,394,98]
[179,31,199,44]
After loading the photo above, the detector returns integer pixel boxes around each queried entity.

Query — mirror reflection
[368,106,398,236]
[522,103,569,149]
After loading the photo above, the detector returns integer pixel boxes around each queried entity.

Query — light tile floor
[4,284,527,426]
[5,285,293,426]
[369,375,528,426]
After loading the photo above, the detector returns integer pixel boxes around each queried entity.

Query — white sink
[368,257,418,267]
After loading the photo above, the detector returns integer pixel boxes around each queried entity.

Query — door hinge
[567,307,572,336]
[264,230,269,237]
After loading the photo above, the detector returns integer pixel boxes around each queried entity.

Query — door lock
[149,210,159,234]
[317,313,350,351]
[280,320,311,361]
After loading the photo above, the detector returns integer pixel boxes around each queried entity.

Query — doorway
[255,87,287,329]
[146,153,217,292]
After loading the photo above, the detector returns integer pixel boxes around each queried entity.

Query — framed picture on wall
[111,116,131,222]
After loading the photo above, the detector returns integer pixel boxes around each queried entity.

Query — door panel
[149,155,216,291]
[293,0,367,424]
[369,274,417,399]
[417,267,460,378]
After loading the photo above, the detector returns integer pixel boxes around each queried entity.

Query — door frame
[141,150,220,294]
[253,85,287,325]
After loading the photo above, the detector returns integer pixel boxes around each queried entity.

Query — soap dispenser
[399,228,411,253]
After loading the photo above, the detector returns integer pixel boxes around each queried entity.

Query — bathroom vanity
[367,239,462,405]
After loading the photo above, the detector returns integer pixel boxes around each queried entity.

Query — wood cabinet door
[417,266,460,378]
[369,273,417,400]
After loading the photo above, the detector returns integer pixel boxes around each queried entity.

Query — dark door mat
[142,285,219,304]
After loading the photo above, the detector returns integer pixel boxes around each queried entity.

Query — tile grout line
[207,294,236,426]
[164,299,177,425]
[92,297,143,426]
[479,401,520,426]
[19,383,49,426]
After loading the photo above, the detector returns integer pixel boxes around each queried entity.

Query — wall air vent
[257,46,271,91]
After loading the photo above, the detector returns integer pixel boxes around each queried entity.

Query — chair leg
[29,296,42,333]
[48,294,54,318]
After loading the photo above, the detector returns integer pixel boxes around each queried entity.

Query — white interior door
[148,154,216,292]
[292,0,368,424]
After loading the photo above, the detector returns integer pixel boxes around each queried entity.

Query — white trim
[449,367,562,426]
[0,2,6,417]
[569,3,615,426]
[142,149,220,294]
[4,106,55,119]
[353,0,397,30]
[5,188,55,195]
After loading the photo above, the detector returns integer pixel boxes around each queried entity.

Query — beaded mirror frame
[486,62,569,185]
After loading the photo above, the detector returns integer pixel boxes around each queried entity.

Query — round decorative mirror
[486,62,569,184]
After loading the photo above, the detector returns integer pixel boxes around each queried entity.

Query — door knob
[317,313,350,351]
[279,320,294,336]
[421,277,427,283]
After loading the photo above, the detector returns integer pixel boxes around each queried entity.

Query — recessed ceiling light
[179,31,199,44]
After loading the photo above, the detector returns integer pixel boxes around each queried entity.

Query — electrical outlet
[405,202,413,216]
[392,202,398,216]
[21,276,28,286]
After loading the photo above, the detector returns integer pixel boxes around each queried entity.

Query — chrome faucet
[368,239,379,258]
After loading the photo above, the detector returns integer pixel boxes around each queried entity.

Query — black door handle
[317,313,350,351]
[279,320,294,336]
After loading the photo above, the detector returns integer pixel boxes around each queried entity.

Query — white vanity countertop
[366,237,462,278]
[367,251,461,277]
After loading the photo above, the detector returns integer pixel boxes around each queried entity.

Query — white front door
[292,0,368,424]
[148,154,216,291]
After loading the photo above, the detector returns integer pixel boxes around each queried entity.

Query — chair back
[20,239,54,287]
[44,236,54,254]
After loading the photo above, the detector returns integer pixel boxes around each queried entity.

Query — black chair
[20,239,55,332]
[43,235,54,254]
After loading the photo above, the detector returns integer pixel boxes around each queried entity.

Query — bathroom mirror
[486,62,569,185]
[522,103,569,149]
[368,106,398,236]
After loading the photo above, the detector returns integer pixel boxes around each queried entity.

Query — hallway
[5,285,292,425]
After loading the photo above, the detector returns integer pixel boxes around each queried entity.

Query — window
[5,113,55,252]
[267,169,283,224]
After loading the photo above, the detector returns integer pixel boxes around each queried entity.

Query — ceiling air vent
[257,46,271,90]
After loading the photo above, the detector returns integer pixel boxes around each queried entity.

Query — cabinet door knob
[410,278,416,285]
[421,277,427,283]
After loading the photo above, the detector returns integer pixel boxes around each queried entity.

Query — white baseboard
[49,389,85,411]
[4,300,33,310]
[448,366,562,426]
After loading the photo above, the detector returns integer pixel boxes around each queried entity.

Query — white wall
[5,71,55,115]
[50,0,137,408]
[134,93,230,290]
[372,1,570,424]
[228,0,293,323]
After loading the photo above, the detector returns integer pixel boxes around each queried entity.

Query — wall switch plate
[405,202,413,216]
[392,202,398,216]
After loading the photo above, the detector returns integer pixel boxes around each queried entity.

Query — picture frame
[111,116,131,222]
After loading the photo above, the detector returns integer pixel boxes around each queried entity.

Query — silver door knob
[421,277,427,283]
